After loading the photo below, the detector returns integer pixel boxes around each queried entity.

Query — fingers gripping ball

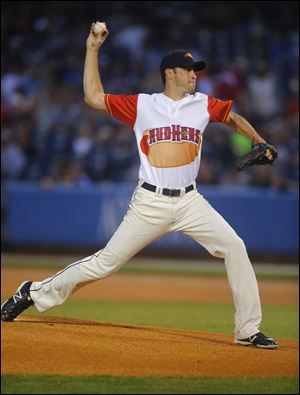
[92,21,107,35]
[234,143,278,171]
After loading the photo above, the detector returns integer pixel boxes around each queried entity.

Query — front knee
[210,234,246,259]
[227,235,247,254]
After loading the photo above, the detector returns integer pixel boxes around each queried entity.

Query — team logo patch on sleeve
[140,125,202,168]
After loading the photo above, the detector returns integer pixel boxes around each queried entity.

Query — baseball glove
[234,143,278,171]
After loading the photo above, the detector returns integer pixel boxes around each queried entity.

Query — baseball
[93,22,106,34]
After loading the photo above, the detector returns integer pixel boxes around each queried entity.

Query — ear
[165,68,175,81]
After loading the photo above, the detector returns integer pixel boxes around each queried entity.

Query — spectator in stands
[40,157,91,189]
[1,2,298,192]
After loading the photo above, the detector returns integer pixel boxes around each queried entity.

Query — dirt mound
[1,316,298,377]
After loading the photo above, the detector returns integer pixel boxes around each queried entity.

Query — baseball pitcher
[1,22,278,349]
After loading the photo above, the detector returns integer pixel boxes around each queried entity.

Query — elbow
[84,96,93,106]
[84,95,98,109]
[84,93,106,111]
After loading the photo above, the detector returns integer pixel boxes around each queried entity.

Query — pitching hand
[86,22,109,51]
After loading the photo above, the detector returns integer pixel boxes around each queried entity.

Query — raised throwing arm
[83,21,109,111]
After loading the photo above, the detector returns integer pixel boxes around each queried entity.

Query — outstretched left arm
[225,111,275,160]
[225,111,266,144]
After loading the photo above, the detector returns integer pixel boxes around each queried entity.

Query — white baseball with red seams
[93,21,106,34]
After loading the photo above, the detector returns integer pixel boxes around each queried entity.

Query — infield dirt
[1,268,299,377]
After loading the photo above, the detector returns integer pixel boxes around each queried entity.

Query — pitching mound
[1,316,298,377]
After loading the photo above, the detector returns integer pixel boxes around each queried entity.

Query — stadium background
[1,1,299,258]
[1,2,299,394]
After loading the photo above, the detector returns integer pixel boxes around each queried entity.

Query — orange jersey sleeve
[207,96,233,123]
[104,94,138,128]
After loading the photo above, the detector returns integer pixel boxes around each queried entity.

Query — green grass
[2,299,297,340]
[1,375,299,394]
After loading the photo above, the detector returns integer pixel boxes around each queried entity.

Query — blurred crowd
[1,1,299,191]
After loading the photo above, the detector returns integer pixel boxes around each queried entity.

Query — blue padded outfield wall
[3,181,299,254]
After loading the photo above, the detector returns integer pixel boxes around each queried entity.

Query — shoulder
[137,92,163,105]
[191,92,208,102]
[138,92,162,99]
[183,92,208,108]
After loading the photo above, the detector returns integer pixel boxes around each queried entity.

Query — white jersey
[105,92,232,188]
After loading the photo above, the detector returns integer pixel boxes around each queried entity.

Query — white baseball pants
[30,182,262,340]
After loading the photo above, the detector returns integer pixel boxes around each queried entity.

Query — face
[166,67,197,93]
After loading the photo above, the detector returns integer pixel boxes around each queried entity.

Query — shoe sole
[234,339,278,349]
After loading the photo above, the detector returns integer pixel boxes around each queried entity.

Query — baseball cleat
[235,332,278,349]
[1,281,34,322]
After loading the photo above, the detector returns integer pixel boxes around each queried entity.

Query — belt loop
[156,186,162,196]
[180,187,185,198]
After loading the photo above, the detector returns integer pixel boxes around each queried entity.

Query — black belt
[141,182,194,197]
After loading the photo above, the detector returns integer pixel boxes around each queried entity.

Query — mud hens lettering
[140,125,202,168]
[148,125,200,145]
